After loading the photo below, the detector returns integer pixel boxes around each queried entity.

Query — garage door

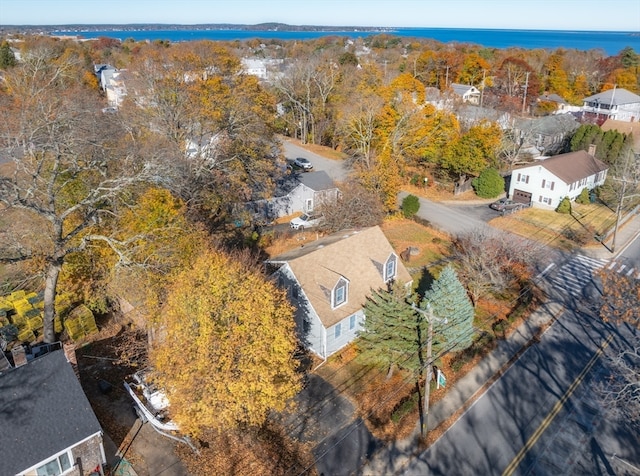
[512,189,532,204]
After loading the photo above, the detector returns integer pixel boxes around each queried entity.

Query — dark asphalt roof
[0,349,102,474]
[274,170,337,197]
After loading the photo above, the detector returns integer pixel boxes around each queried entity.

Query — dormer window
[384,254,397,282]
[332,277,349,309]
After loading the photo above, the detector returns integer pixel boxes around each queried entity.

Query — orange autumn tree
[150,247,301,436]
[596,268,640,328]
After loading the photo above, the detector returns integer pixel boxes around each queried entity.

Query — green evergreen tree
[472,168,505,198]
[422,265,474,352]
[401,194,420,218]
[576,188,590,205]
[0,42,17,69]
[556,196,572,214]
[359,283,424,377]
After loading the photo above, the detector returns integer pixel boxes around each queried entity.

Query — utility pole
[480,69,486,108]
[521,71,530,115]
[412,303,447,440]
[611,149,638,253]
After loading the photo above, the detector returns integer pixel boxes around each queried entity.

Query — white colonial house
[509,149,609,209]
[581,87,640,124]
[267,226,412,360]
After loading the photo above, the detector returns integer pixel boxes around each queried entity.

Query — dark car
[490,198,525,212]
[293,157,313,171]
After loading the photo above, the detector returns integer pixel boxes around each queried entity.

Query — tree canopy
[422,265,475,352]
[359,283,424,377]
[150,246,301,436]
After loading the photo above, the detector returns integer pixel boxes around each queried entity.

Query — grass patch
[490,203,616,250]
[380,218,452,269]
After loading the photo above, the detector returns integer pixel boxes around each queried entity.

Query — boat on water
[123,369,179,432]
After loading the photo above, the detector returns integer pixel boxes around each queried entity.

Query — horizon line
[2,23,638,34]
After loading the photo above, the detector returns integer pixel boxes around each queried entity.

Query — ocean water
[59,27,639,56]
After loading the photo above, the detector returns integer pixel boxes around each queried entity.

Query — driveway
[278,374,380,476]
[281,138,350,183]
[400,192,496,237]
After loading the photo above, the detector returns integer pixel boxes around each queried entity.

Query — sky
[1,0,639,31]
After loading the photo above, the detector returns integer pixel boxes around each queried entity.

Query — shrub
[401,194,420,218]
[556,197,572,214]
[576,187,590,205]
[471,168,505,198]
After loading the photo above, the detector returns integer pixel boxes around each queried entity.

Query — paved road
[281,138,350,183]
[402,307,636,475]
[400,193,494,236]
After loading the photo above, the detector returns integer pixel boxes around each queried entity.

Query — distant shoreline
[2,24,637,55]
[2,23,637,34]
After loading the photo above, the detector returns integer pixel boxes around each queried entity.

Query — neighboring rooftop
[583,88,640,106]
[0,349,102,475]
[274,170,336,197]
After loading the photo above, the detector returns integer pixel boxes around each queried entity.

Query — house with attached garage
[266,226,412,360]
[0,347,107,476]
[508,149,609,209]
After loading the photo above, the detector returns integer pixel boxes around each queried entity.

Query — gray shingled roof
[450,83,478,97]
[583,88,640,106]
[274,170,337,197]
[0,350,102,475]
[532,150,609,184]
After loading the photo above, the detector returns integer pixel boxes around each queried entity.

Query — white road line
[537,263,555,279]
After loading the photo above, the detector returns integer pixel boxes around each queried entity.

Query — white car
[290,213,322,230]
[293,157,313,171]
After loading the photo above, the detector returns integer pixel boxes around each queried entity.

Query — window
[334,285,346,306]
[349,314,356,330]
[35,452,72,476]
[334,322,342,338]
[332,278,348,308]
[538,196,552,205]
[517,173,530,184]
[306,198,313,211]
[541,179,554,190]
[384,254,397,282]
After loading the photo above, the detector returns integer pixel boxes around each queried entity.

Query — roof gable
[450,83,479,96]
[0,350,102,474]
[274,170,337,197]
[515,150,609,184]
[583,88,640,106]
[271,226,412,328]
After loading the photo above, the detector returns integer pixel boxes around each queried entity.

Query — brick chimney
[588,144,597,156]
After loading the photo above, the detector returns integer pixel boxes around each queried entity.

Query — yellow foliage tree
[150,247,301,436]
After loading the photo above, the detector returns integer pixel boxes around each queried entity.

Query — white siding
[325,310,364,357]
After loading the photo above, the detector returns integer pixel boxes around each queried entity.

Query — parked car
[290,212,323,230]
[489,198,525,212]
[293,157,313,171]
